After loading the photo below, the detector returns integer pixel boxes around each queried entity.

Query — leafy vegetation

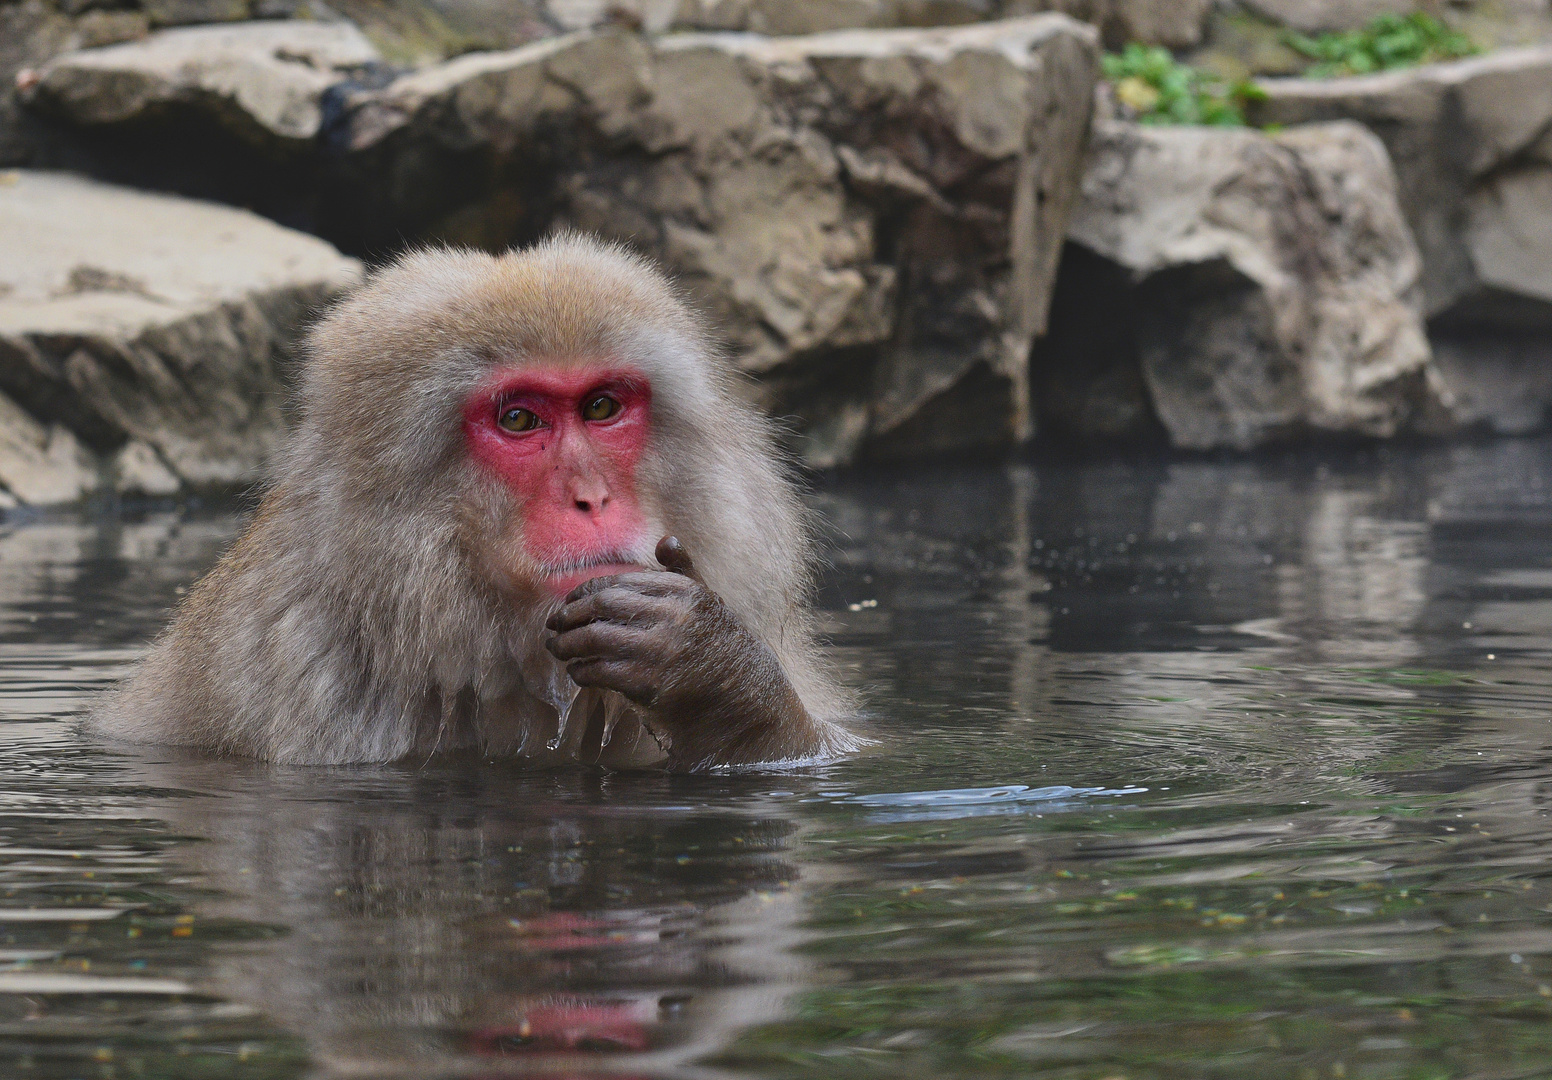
[1101,44,1266,127]
[1286,12,1479,77]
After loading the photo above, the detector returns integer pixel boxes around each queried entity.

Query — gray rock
[325,0,551,64]
[0,0,84,168]
[1252,48,1552,437]
[1251,46,1552,323]
[0,170,360,495]
[1239,0,1420,34]
[142,0,253,26]
[1092,0,1214,48]
[0,390,99,505]
[1038,120,1437,451]
[668,0,1212,46]
[26,20,382,145]
[1430,335,1552,435]
[341,16,1098,465]
[113,439,183,496]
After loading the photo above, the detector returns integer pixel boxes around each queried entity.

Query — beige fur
[91,236,857,766]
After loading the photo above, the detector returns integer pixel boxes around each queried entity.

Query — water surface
[4,439,1552,1078]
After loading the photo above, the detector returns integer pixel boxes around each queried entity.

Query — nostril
[575,499,591,512]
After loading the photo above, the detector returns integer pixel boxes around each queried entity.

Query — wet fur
[92,236,857,765]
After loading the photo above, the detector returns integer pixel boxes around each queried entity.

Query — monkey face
[463,364,658,596]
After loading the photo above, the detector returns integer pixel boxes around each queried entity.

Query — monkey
[90,235,860,770]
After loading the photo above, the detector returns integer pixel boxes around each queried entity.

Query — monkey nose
[569,483,610,516]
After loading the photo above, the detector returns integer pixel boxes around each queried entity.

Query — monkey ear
[656,536,704,583]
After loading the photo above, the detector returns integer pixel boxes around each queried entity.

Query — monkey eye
[581,395,621,422]
[497,406,542,433]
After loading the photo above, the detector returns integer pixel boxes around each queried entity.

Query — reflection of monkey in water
[108,754,813,1073]
[94,236,860,769]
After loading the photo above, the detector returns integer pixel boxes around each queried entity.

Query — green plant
[1285,12,1478,77]
[1101,44,1266,127]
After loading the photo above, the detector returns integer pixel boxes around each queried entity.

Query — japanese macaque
[92,235,859,770]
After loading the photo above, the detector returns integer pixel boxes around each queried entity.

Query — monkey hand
[544,536,820,769]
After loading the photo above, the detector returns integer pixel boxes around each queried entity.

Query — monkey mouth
[542,553,648,595]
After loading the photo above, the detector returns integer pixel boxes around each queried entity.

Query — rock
[74,11,153,49]
[142,0,253,26]
[1034,120,1437,451]
[26,20,383,145]
[1094,0,1214,49]
[1251,47,1552,436]
[0,390,100,505]
[113,439,183,495]
[0,0,84,168]
[1238,0,1422,34]
[1429,335,1552,435]
[0,170,360,491]
[1250,47,1552,322]
[669,0,1212,46]
[337,16,1099,465]
[327,0,552,64]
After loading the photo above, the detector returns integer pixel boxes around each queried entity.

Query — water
[4,438,1552,1078]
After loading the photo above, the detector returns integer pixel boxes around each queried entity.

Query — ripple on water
[842,784,1150,821]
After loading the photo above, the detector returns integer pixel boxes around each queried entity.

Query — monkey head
[296,236,739,612]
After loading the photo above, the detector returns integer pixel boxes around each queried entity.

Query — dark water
[5,439,1552,1079]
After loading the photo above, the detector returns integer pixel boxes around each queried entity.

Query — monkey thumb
[656,536,702,581]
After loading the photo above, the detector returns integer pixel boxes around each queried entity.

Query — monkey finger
[563,571,696,606]
[547,589,674,633]
[565,659,658,706]
[546,622,650,663]
[561,571,639,604]
[656,536,705,583]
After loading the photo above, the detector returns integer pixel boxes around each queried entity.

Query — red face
[463,365,653,596]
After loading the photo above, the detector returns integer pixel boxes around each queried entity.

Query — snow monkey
[93,236,860,770]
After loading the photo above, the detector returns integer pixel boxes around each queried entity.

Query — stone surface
[113,438,183,495]
[1239,0,1423,34]
[337,16,1099,465]
[1252,47,1552,437]
[142,0,252,26]
[329,0,551,64]
[0,170,360,493]
[1430,335,1552,435]
[26,20,383,145]
[1034,119,1438,450]
[669,0,1212,46]
[0,0,89,168]
[1096,0,1214,48]
[0,390,100,505]
[1251,46,1552,322]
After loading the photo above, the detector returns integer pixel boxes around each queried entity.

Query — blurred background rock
[2,0,1551,500]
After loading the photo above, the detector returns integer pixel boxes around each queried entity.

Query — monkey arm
[544,539,838,770]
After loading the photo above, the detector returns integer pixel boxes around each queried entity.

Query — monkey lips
[540,554,653,597]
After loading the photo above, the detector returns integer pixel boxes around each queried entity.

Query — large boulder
[1,0,155,170]
[1090,0,1214,49]
[1251,47,1552,323]
[1237,0,1421,34]
[1251,47,1552,434]
[668,0,1213,47]
[1033,119,1438,450]
[25,20,384,146]
[334,16,1099,465]
[0,170,360,500]
[0,389,101,507]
